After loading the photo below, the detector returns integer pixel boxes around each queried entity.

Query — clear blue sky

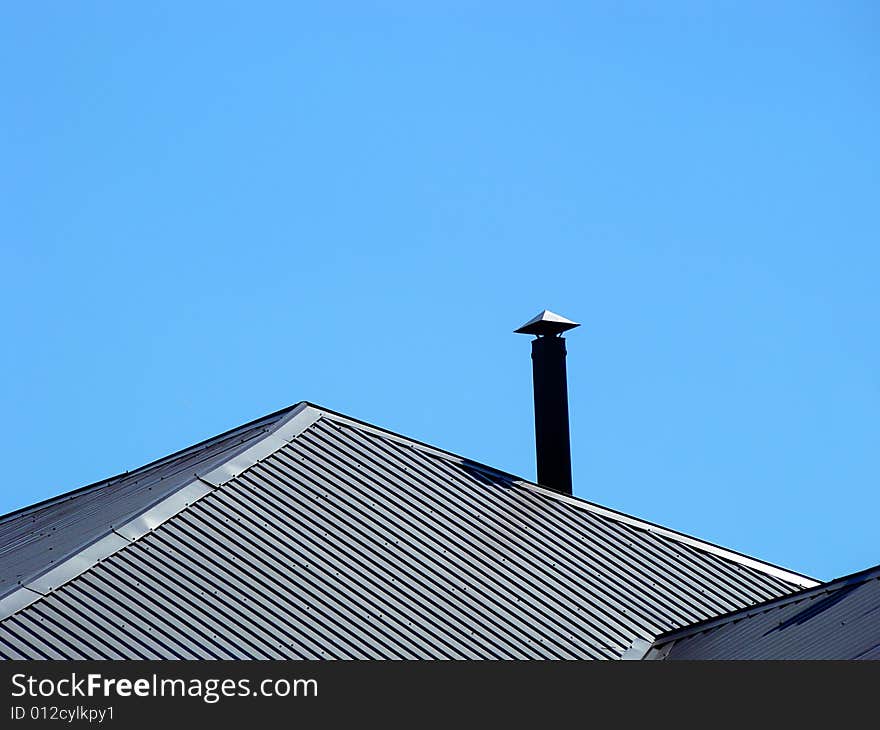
[1,3,877,582]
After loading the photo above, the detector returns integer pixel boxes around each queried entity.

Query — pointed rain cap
[514,310,581,336]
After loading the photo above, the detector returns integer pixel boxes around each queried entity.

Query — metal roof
[0,403,816,659]
[0,405,292,600]
[645,564,880,660]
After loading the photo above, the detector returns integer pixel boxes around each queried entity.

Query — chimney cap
[514,309,580,337]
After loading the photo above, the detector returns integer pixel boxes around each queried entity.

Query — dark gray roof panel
[0,406,293,598]
[651,565,880,660]
[0,404,815,659]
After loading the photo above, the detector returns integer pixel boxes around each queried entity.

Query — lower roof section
[0,403,816,659]
[647,563,880,660]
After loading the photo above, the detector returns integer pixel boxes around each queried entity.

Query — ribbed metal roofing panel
[651,565,880,660]
[0,404,815,659]
[0,406,292,598]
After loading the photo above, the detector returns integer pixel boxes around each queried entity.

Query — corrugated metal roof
[647,564,880,660]
[0,403,816,659]
[0,405,293,599]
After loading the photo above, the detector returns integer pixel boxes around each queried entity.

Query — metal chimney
[515,310,580,495]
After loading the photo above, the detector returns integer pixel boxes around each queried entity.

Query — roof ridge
[306,402,817,590]
[651,562,880,646]
[0,402,301,525]
[0,403,322,621]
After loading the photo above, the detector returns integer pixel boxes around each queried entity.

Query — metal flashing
[198,404,321,486]
[112,480,215,541]
[25,533,130,595]
[620,637,653,660]
[0,403,323,623]
[273,404,324,441]
[0,403,300,527]
[197,434,290,486]
[0,404,297,604]
[643,642,675,660]
[0,587,43,619]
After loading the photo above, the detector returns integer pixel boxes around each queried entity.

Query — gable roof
[645,563,880,660]
[0,402,816,659]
